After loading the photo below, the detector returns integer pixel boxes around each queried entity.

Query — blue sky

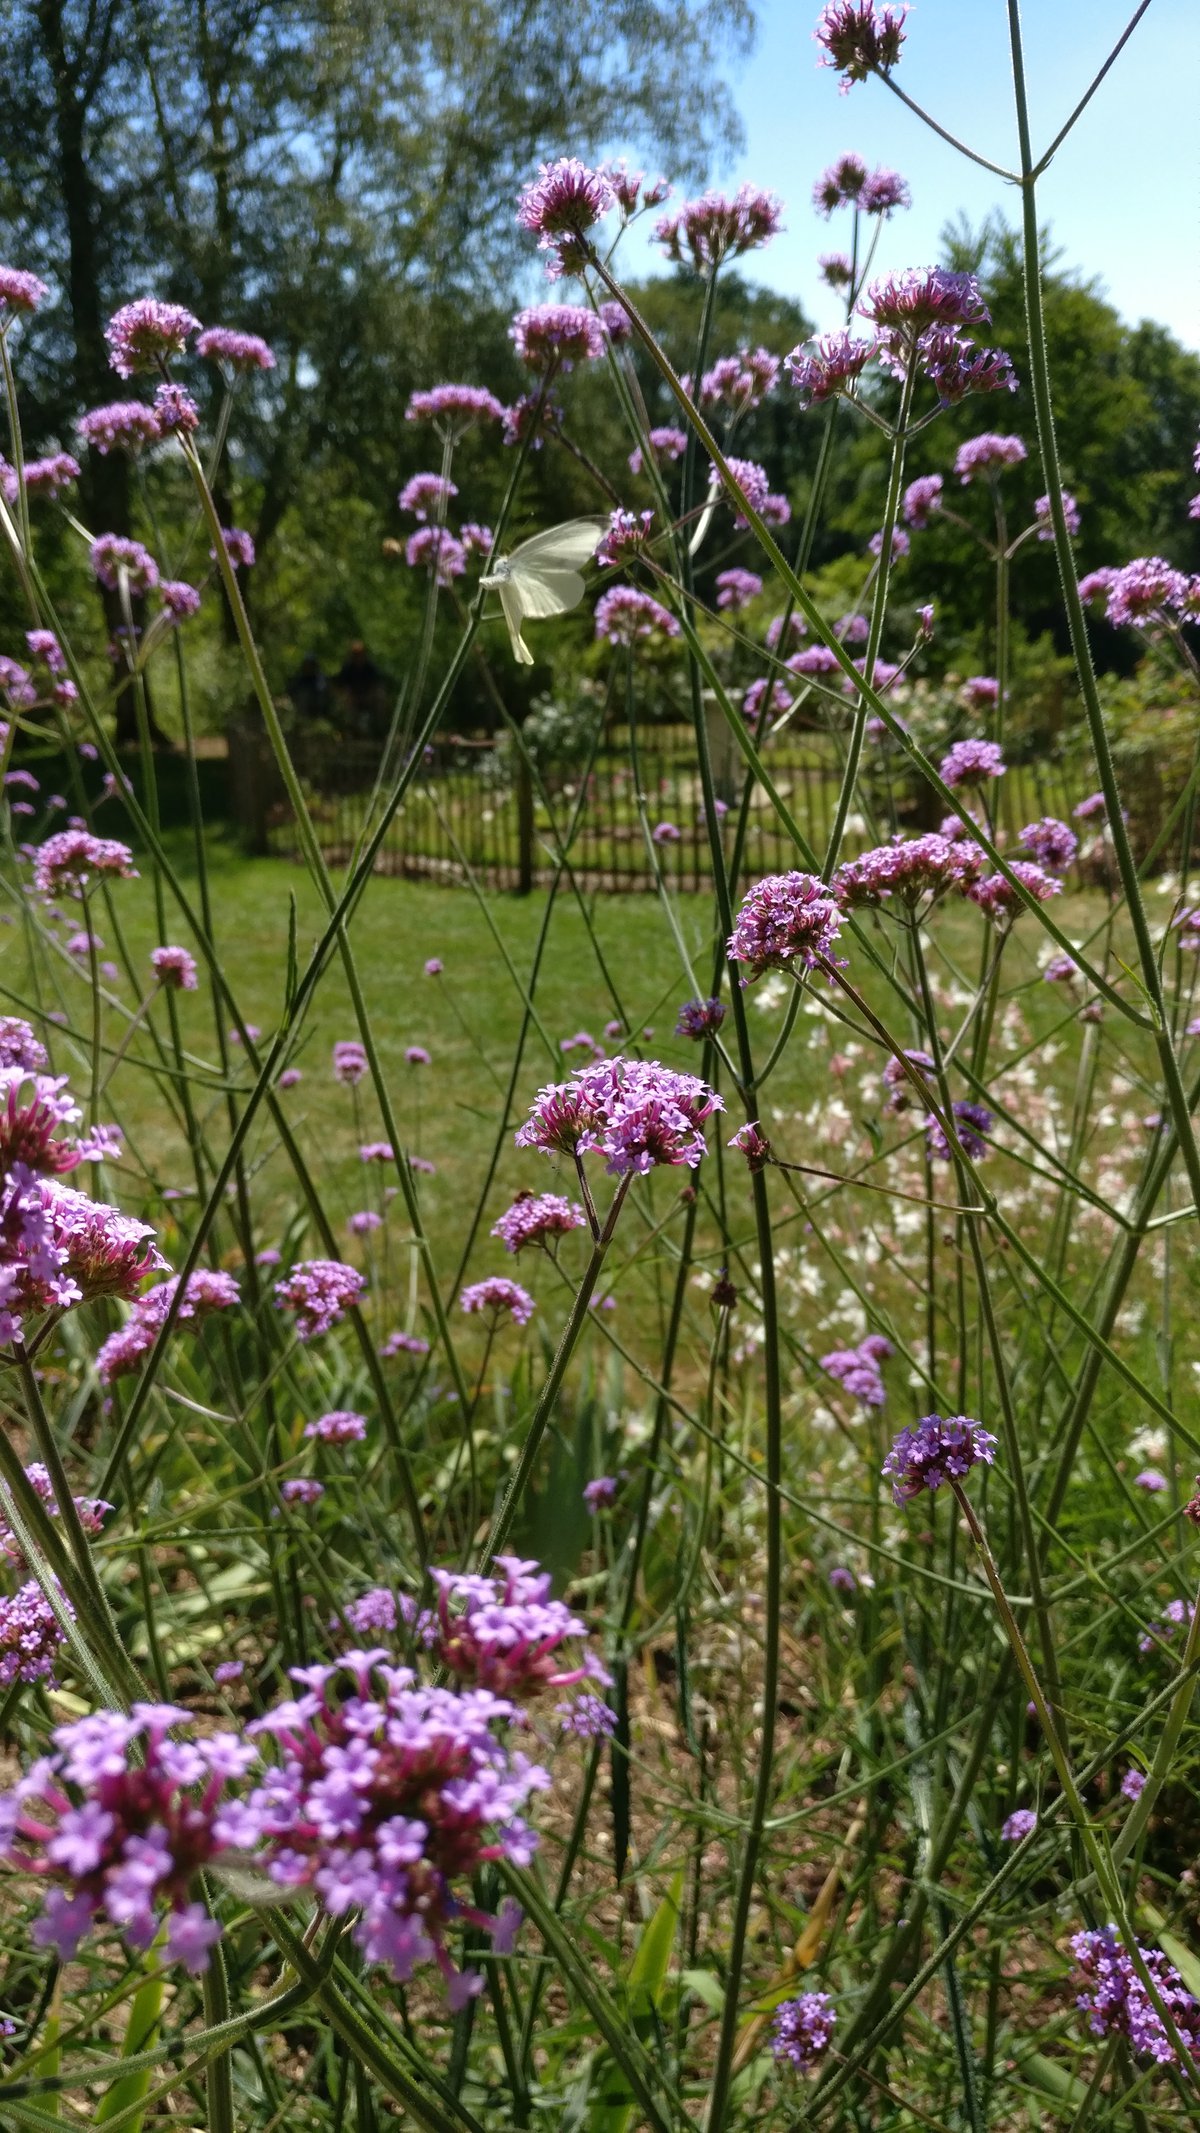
[619,0,1199,349]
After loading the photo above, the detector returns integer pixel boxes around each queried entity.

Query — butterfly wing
[498,579,534,665]
[508,564,587,620]
[506,517,608,571]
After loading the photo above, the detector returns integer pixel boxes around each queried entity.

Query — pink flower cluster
[728,872,843,980]
[820,1333,893,1407]
[274,1259,365,1341]
[491,1191,587,1254]
[516,1057,723,1176]
[96,1267,240,1384]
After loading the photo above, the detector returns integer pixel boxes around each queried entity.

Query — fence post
[516,754,534,895]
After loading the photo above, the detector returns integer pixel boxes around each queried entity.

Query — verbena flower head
[428,1556,594,1696]
[654,186,783,272]
[785,329,876,407]
[90,534,159,594]
[0,1703,254,1969]
[859,268,987,338]
[381,1328,431,1358]
[152,382,199,435]
[915,331,1016,404]
[332,1040,368,1085]
[509,304,603,371]
[925,1099,994,1161]
[105,299,201,377]
[595,509,653,568]
[275,1260,365,1341]
[150,944,198,990]
[883,1413,998,1503]
[955,432,1027,483]
[789,644,841,678]
[305,1410,367,1444]
[34,831,137,899]
[594,587,679,646]
[730,1121,771,1171]
[95,1268,239,1384]
[502,392,562,449]
[728,872,843,980]
[716,568,764,611]
[744,677,793,722]
[600,160,670,215]
[215,527,255,570]
[244,1658,549,2003]
[23,453,81,496]
[584,1476,618,1510]
[675,996,726,1040]
[1121,1769,1148,1798]
[821,1334,892,1407]
[195,326,275,372]
[1035,488,1080,538]
[160,579,201,623]
[1072,1927,1200,2067]
[861,166,910,214]
[1001,1809,1037,1842]
[812,152,868,214]
[819,251,854,287]
[0,265,49,315]
[491,1192,586,1254]
[398,472,458,520]
[962,676,999,712]
[405,383,505,433]
[77,401,162,454]
[516,1058,722,1175]
[1020,817,1077,872]
[0,1019,47,1073]
[903,473,943,527]
[405,526,466,582]
[0,1579,71,1687]
[628,426,687,476]
[941,738,1005,788]
[869,526,909,560]
[969,860,1062,923]
[652,820,681,843]
[771,1991,837,2067]
[406,1044,430,1066]
[1078,567,1117,607]
[1105,556,1190,628]
[882,1047,935,1111]
[461,1277,535,1325]
[517,159,614,277]
[1043,953,1078,984]
[700,348,779,412]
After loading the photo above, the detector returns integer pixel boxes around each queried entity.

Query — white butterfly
[480,518,609,665]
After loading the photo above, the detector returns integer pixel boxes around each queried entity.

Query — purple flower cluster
[1001,1809,1037,1842]
[858,268,988,338]
[274,1259,365,1341]
[1105,556,1192,628]
[954,433,1027,483]
[0,1703,253,1969]
[1020,817,1077,872]
[969,861,1062,923]
[509,305,604,372]
[195,326,275,372]
[0,1580,71,1688]
[675,996,726,1040]
[716,568,764,611]
[305,1410,368,1445]
[0,265,49,314]
[833,835,982,912]
[517,159,613,277]
[628,427,687,477]
[699,348,780,412]
[242,1657,547,2003]
[594,587,679,646]
[96,1268,240,1384]
[654,186,783,272]
[0,1464,110,1572]
[925,1100,994,1162]
[941,739,1005,789]
[332,1040,368,1085]
[821,1332,893,1407]
[771,1991,837,2067]
[491,1192,587,1254]
[516,1057,723,1176]
[882,1048,935,1112]
[1035,489,1080,539]
[33,831,137,900]
[883,1413,998,1504]
[104,299,201,377]
[428,1556,597,1697]
[90,535,159,594]
[595,509,653,567]
[1,1170,165,1344]
[903,473,943,527]
[815,0,907,85]
[398,472,457,520]
[460,1277,535,1325]
[77,402,162,455]
[1072,1927,1200,2067]
[151,944,199,990]
[785,329,876,407]
[813,153,909,216]
[728,872,844,980]
[405,383,505,433]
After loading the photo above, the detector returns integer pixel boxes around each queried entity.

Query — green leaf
[94,1963,163,2129]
